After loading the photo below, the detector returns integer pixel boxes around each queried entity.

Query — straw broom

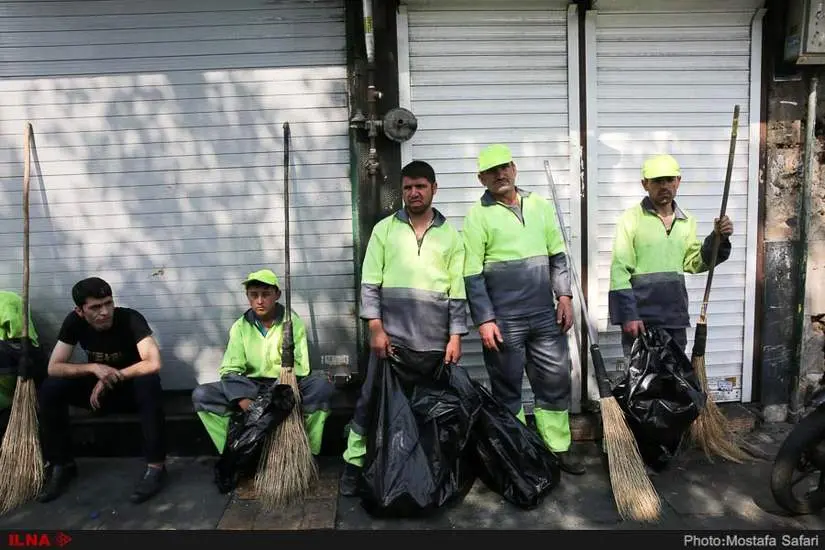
[544,161,661,522]
[687,106,752,463]
[254,121,318,510]
[0,123,45,514]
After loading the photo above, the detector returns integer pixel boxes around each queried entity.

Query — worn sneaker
[129,465,167,504]
[37,462,78,503]
[339,463,361,497]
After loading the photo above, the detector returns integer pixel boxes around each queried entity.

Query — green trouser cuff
[197,411,231,454]
[342,428,366,468]
[516,407,526,425]
[304,410,329,456]
[199,409,329,456]
[535,408,571,452]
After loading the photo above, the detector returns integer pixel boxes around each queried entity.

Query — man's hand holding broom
[714,216,734,238]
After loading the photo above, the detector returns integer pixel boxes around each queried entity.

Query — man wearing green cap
[191,268,334,493]
[462,144,584,475]
[609,153,734,356]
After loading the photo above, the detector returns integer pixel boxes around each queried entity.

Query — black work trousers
[38,373,167,465]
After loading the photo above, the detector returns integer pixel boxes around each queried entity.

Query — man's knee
[131,373,162,403]
[527,336,572,411]
[38,376,71,405]
[299,372,335,410]
[484,348,523,387]
[191,384,211,410]
[483,360,524,414]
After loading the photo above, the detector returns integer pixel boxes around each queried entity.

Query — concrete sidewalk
[335,423,825,530]
[0,422,821,531]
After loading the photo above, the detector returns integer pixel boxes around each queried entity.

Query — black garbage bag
[469,382,561,509]
[359,348,480,518]
[611,327,706,471]
[223,383,296,474]
[416,360,482,453]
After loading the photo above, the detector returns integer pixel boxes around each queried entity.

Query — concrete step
[66,389,357,458]
[62,392,760,459]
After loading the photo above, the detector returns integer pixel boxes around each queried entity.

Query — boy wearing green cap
[462,144,584,475]
[191,268,334,493]
[609,154,734,356]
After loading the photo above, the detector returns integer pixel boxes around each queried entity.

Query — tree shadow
[0,0,357,391]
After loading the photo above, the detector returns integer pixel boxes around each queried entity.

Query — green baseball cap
[641,154,681,179]
[242,269,280,289]
[477,144,513,173]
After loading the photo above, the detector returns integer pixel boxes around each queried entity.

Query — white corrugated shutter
[399,0,583,412]
[585,1,763,402]
[0,0,355,389]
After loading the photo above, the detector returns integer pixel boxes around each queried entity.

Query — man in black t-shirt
[37,277,167,504]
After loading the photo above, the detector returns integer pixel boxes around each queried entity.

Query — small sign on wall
[707,375,741,403]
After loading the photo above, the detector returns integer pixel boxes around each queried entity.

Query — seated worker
[0,290,47,435]
[191,269,334,493]
[38,277,167,504]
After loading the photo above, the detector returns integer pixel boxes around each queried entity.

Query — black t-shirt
[57,308,153,370]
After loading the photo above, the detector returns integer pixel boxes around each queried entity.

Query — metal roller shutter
[584,0,764,402]
[398,0,584,412]
[0,0,356,389]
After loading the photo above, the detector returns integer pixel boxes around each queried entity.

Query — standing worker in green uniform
[462,144,584,475]
[608,153,734,356]
[339,160,468,495]
[191,269,335,493]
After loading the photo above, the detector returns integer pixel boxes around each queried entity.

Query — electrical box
[785,0,825,64]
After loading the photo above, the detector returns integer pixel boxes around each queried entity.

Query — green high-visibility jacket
[608,197,731,328]
[462,188,571,325]
[219,304,310,379]
[0,290,38,345]
[360,207,467,352]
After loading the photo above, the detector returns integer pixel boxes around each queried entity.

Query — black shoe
[37,462,78,503]
[129,465,167,504]
[214,456,238,495]
[557,450,586,475]
[339,463,361,497]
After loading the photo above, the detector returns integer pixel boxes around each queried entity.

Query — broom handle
[281,121,294,370]
[16,122,32,381]
[544,161,612,398]
[698,105,739,325]
[22,123,32,343]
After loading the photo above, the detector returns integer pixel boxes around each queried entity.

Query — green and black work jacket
[462,188,571,325]
[608,197,731,328]
[360,208,467,352]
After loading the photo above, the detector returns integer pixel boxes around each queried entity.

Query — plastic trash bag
[612,327,706,471]
[469,382,561,509]
[360,348,479,518]
[418,360,483,453]
[224,383,296,474]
